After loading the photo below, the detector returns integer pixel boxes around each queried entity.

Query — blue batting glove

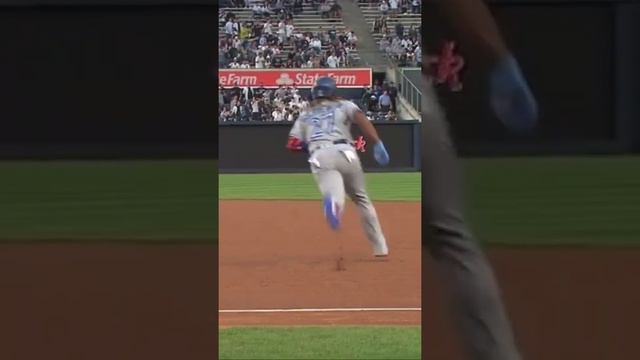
[373,142,390,166]
[489,55,539,134]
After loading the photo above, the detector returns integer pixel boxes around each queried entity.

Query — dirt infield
[425,247,640,360]
[1,204,638,359]
[221,200,640,358]
[219,200,422,326]
[0,244,216,360]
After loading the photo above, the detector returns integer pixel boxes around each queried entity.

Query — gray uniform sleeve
[288,113,307,141]
[341,100,362,120]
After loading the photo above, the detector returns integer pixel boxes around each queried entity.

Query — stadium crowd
[370,0,422,67]
[218,80,400,123]
[219,0,356,69]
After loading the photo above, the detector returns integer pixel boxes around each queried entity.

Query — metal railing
[395,67,422,115]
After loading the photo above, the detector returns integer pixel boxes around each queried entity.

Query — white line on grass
[219,307,421,313]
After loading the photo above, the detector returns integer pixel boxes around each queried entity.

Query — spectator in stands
[329,1,342,17]
[395,22,405,39]
[224,18,237,36]
[361,87,373,111]
[293,0,304,15]
[367,93,378,112]
[255,52,266,68]
[263,19,273,35]
[239,22,251,39]
[389,0,399,16]
[347,30,358,46]
[319,1,331,18]
[228,59,240,68]
[388,81,399,113]
[379,0,389,16]
[378,90,392,112]
[285,20,295,41]
[310,36,322,51]
[326,52,339,68]
[272,107,285,122]
[411,0,420,14]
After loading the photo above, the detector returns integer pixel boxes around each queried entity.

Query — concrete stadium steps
[356,0,421,44]
[219,6,362,64]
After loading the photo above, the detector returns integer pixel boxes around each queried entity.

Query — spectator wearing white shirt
[255,53,265,68]
[310,37,322,51]
[347,31,358,46]
[225,19,235,35]
[285,22,295,40]
[272,108,284,122]
[379,1,389,16]
[401,37,412,49]
[263,20,272,35]
[251,98,261,121]
[389,0,398,16]
[229,60,240,68]
[326,53,338,68]
[240,60,251,69]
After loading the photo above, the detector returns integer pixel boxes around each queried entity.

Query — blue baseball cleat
[323,196,340,230]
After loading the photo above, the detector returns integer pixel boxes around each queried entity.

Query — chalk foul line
[219,307,421,313]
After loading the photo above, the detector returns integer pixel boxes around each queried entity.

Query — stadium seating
[219,0,362,66]
[356,0,420,65]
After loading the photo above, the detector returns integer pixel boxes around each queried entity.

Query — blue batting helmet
[312,76,337,99]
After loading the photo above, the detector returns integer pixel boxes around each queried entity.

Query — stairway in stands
[219,1,361,66]
[355,1,420,51]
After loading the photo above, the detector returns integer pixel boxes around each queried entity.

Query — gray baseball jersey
[289,99,359,152]
[289,98,388,256]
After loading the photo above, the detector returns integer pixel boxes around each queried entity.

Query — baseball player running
[424,1,538,359]
[286,76,391,257]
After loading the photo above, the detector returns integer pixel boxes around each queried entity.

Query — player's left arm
[349,104,390,166]
[438,0,539,133]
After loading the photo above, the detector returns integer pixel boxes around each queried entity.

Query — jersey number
[309,107,336,140]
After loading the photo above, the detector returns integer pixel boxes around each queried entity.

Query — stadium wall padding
[422,0,640,155]
[219,122,421,173]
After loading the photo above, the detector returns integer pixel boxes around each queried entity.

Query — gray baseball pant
[309,145,387,252]
[421,81,522,360]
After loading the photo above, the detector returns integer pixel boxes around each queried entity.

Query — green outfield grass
[0,160,217,242]
[219,156,640,247]
[463,156,640,246]
[2,156,639,246]
[219,326,421,360]
[219,172,420,201]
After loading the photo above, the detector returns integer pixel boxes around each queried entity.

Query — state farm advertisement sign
[218,68,372,88]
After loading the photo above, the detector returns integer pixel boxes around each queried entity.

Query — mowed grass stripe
[463,156,640,246]
[219,326,421,360]
[0,160,217,241]
[219,172,421,201]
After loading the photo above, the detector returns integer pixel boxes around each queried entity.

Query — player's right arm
[286,113,308,153]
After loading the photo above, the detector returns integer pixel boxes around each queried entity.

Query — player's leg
[311,151,346,230]
[339,154,389,256]
[422,83,522,360]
